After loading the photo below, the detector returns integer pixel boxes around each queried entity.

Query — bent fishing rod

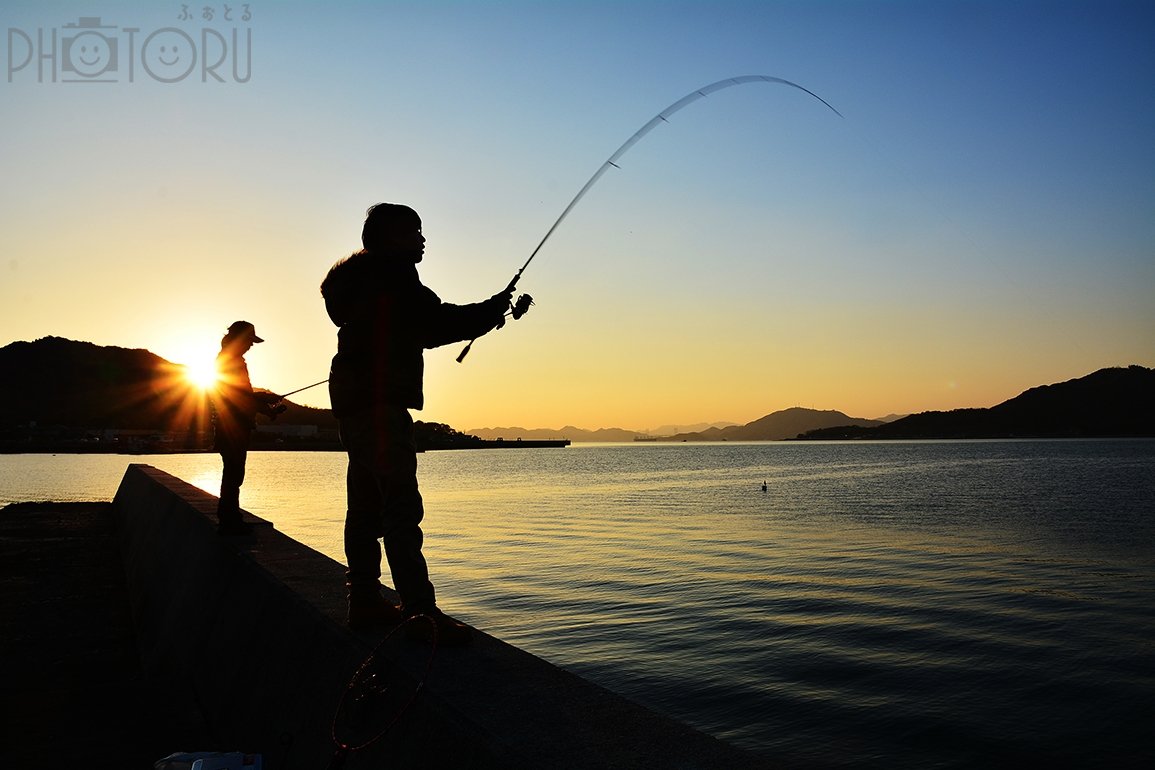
[455,74,842,363]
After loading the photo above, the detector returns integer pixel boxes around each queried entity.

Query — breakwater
[110,464,762,768]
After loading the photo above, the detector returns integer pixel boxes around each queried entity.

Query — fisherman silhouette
[209,321,285,536]
[321,203,511,643]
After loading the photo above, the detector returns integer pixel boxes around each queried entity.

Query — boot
[347,584,403,632]
[217,514,253,536]
[403,607,472,646]
[217,495,252,536]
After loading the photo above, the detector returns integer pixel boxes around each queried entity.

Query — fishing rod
[456,74,843,363]
[277,378,329,399]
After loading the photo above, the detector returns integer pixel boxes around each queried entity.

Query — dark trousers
[339,405,435,612]
[216,433,249,523]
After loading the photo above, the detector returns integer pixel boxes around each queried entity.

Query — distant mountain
[799,366,1155,440]
[0,337,200,430]
[644,421,739,436]
[667,407,885,442]
[466,425,642,442]
[469,410,882,443]
[7,338,1149,444]
[0,337,335,430]
[464,422,740,442]
[0,337,469,450]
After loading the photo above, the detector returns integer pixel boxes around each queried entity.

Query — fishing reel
[511,293,534,320]
[495,293,533,331]
[459,291,534,362]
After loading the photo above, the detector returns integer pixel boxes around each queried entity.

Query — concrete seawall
[111,464,768,768]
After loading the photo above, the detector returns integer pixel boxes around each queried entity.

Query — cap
[226,320,264,343]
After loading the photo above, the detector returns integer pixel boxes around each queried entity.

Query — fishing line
[328,614,439,769]
[456,74,842,362]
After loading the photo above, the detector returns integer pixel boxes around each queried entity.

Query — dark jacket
[321,250,504,415]
[211,351,275,447]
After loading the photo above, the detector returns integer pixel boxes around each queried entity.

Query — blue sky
[2,1,1152,430]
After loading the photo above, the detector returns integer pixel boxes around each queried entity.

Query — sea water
[3,440,1153,768]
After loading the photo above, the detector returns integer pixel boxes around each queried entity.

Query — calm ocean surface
[3,440,1154,768]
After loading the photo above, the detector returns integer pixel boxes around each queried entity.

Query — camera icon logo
[61,17,119,81]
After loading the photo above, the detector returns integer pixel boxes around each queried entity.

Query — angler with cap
[321,203,512,644]
[210,320,285,536]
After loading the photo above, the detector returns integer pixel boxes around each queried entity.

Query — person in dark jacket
[211,321,285,535]
[321,203,511,642]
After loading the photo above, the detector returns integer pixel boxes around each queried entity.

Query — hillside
[668,407,884,441]
[469,409,882,443]
[465,423,741,442]
[0,336,333,431]
[466,426,641,442]
[0,337,488,451]
[5,338,1149,444]
[798,366,1155,440]
[0,337,200,430]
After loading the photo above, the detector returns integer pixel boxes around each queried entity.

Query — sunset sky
[2,1,1152,432]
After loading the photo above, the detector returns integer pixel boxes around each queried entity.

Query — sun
[163,334,222,392]
[183,357,220,390]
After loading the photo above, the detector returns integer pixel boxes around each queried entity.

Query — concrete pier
[2,464,769,768]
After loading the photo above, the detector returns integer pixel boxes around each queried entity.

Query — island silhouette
[1,337,1152,450]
